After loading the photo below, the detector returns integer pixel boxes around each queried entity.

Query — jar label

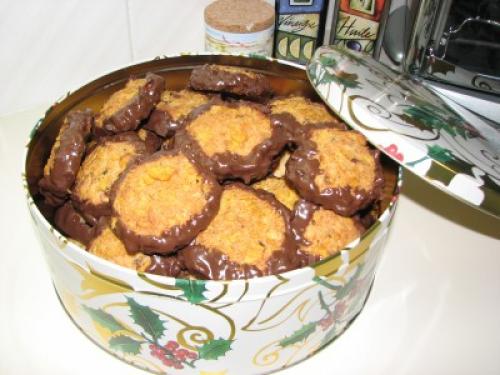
[205,24,274,56]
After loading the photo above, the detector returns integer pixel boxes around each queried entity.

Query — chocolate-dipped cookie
[54,201,95,246]
[180,183,297,280]
[286,126,384,216]
[89,220,151,271]
[270,96,346,139]
[253,177,299,211]
[144,89,210,138]
[291,200,363,267]
[188,64,272,98]
[111,149,221,255]
[72,132,147,224]
[38,109,93,206]
[176,100,288,183]
[94,73,165,135]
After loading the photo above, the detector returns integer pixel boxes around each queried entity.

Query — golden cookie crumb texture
[271,96,335,126]
[253,177,299,211]
[196,185,286,271]
[73,141,141,207]
[113,153,215,237]
[187,104,272,157]
[301,207,360,258]
[89,224,150,271]
[156,90,210,120]
[96,79,146,128]
[312,128,375,192]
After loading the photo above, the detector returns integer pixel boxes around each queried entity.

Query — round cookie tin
[25,53,401,374]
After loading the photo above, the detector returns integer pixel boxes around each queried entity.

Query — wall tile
[0,0,131,115]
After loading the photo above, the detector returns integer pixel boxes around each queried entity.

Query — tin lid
[307,46,500,218]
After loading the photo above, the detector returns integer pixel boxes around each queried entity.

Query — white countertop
[0,105,499,375]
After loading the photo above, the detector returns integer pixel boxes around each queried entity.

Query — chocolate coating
[38,109,93,206]
[98,73,165,135]
[54,202,95,246]
[146,254,184,278]
[290,200,364,267]
[180,183,298,280]
[144,109,177,138]
[286,126,384,216]
[176,99,288,184]
[71,132,147,225]
[189,64,272,98]
[111,149,222,255]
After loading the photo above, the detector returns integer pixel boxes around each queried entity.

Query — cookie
[111,150,222,255]
[176,100,288,183]
[253,177,299,210]
[144,89,210,137]
[94,73,165,135]
[270,96,345,138]
[189,64,272,98]
[291,200,362,266]
[286,126,384,216]
[180,184,296,280]
[38,109,93,206]
[54,202,95,246]
[89,221,151,271]
[72,133,146,224]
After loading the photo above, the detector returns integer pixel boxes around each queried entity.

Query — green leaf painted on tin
[426,144,455,163]
[312,276,340,291]
[126,297,165,341]
[175,279,207,304]
[318,291,331,315]
[109,335,142,355]
[279,322,316,347]
[197,338,233,360]
[82,305,124,333]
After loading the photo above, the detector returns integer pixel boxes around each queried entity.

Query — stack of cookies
[38,65,384,280]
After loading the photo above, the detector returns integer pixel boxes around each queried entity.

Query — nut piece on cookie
[286,127,384,216]
[39,109,93,206]
[111,150,222,255]
[177,100,288,183]
[94,73,165,135]
[272,150,291,178]
[270,96,345,138]
[189,64,272,98]
[144,89,210,138]
[180,184,296,280]
[72,133,147,224]
[54,201,95,246]
[253,177,299,211]
[291,200,362,267]
[88,221,151,271]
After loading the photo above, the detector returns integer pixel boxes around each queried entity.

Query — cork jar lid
[205,0,275,33]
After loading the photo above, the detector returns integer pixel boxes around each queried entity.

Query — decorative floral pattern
[308,45,500,217]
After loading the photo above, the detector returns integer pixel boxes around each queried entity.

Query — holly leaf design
[126,297,165,341]
[175,279,207,304]
[426,144,455,163]
[335,266,363,300]
[109,335,142,355]
[313,276,341,291]
[318,291,331,315]
[279,322,316,347]
[82,305,124,333]
[197,338,233,360]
